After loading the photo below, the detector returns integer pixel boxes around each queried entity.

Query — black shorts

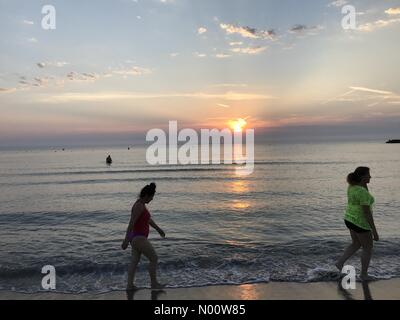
[345,220,370,233]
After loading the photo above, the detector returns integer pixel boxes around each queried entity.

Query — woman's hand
[158,229,166,238]
[373,231,379,241]
[121,239,129,250]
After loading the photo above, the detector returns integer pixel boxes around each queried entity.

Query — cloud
[349,87,393,95]
[328,0,347,7]
[230,46,267,55]
[216,103,230,108]
[324,86,399,106]
[0,87,17,94]
[215,53,231,58]
[220,23,276,40]
[39,91,276,103]
[66,72,100,82]
[385,7,400,15]
[27,38,38,43]
[36,61,69,68]
[194,52,207,58]
[112,66,152,76]
[229,41,243,46]
[211,83,248,88]
[170,53,179,57]
[358,18,400,32]
[198,27,207,35]
[34,77,50,86]
[289,24,323,35]
[22,20,34,25]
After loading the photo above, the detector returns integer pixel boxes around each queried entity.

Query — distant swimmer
[121,183,166,290]
[336,167,379,281]
[106,155,112,165]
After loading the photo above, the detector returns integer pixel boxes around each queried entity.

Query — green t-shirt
[344,185,374,230]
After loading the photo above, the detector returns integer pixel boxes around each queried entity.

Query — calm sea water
[0,141,399,293]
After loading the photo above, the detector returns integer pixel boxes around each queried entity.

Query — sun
[229,118,247,132]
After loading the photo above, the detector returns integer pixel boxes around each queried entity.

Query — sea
[0,141,399,293]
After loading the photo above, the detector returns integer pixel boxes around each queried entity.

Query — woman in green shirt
[335,167,379,281]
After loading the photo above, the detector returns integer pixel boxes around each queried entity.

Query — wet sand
[1,279,400,300]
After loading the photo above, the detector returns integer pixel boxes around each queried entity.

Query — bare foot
[360,274,374,282]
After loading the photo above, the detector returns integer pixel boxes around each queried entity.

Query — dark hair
[347,167,370,185]
[139,182,156,198]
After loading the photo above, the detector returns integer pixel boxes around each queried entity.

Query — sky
[0,0,400,146]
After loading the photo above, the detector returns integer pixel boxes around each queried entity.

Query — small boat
[386,140,400,144]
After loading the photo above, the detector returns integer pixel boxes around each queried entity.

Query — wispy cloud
[349,87,393,95]
[197,27,207,35]
[289,24,324,35]
[22,20,34,25]
[27,37,38,43]
[324,86,400,106]
[215,53,231,58]
[194,52,207,58]
[230,46,267,55]
[37,61,69,68]
[328,0,347,7]
[211,83,248,88]
[220,23,276,40]
[217,103,231,108]
[112,66,152,76]
[385,7,400,15]
[0,87,17,94]
[216,103,230,108]
[358,18,400,32]
[39,91,276,103]
[67,72,100,82]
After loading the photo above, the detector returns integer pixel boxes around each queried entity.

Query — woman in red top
[121,183,166,290]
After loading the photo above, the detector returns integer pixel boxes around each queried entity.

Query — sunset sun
[229,118,247,132]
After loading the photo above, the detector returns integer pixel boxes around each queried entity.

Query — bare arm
[149,218,165,238]
[362,205,379,241]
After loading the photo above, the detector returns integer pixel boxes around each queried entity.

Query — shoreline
[1,279,400,300]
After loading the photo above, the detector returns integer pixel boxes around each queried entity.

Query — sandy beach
[1,279,400,300]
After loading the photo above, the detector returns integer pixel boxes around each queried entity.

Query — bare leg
[336,230,361,271]
[127,246,141,290]
[132,237,164,289]
[356,232,373,280]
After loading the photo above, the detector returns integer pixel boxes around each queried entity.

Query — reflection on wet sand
[337,280,373,300]
[238,284,259,300]
[126,289,166,300]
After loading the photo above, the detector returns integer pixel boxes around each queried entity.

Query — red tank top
[132,206,151,238]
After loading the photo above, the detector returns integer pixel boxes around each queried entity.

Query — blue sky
[1,0,400,145]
